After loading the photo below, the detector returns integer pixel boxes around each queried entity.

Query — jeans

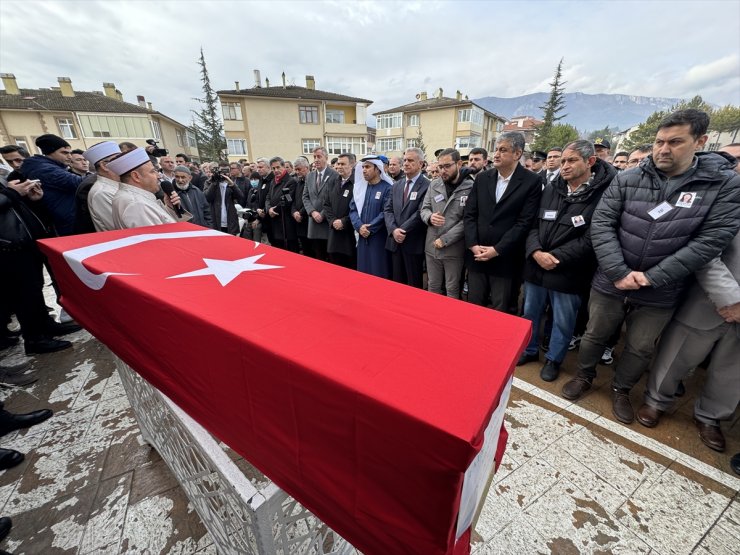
[522,282,581,364]
[576,289,675,390]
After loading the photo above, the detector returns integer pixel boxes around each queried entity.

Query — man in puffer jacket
[561,109,740,425]
[519,141,617,382]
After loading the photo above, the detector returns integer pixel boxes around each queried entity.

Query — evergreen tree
[416,124,427,158]
[192,48,226,162]
[531,58,567,152]
[709,104,740,144]
[586,126,618,146]
[547,124,580,150]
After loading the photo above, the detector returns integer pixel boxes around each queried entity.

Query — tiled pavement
[1,303,738,554]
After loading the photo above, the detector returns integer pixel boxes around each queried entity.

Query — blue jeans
[522,282,582,364]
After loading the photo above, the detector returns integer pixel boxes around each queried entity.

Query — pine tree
[548,124,580,150]
[192,48,226,162]
[531,59,567,152]
[416,124,427,158]
[709,104,740,144]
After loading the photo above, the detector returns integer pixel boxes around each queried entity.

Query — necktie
[403,179,412,204]
[317,171,323,188]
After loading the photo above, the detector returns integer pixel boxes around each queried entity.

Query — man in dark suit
[384,147,430,288]
[302,146,339,261]
[325,152,357,268]
[463,131,542,313]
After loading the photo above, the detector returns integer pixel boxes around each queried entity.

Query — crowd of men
[1,109,740,516]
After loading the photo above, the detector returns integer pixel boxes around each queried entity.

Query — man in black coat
[463,131,542,313]
[518,141,617,381]
[325,153,357,268]
[291,157,312,256]
[266,157,298,252]
[384,147,430,288]
[561,110,740,425]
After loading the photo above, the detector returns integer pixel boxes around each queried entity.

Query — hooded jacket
[524,158,617,294]
[590,151,740,307]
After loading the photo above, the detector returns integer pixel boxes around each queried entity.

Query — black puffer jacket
[524,158,617,294]
[1,181,51,251]
[591,152,740,307]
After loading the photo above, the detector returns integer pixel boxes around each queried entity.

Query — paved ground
[0,294,738,554]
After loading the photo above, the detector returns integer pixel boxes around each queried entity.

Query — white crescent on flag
[63,229,225,290]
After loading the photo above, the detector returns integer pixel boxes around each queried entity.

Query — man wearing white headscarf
[349,156,393,278]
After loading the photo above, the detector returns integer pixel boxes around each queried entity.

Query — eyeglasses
[438,162,456,170]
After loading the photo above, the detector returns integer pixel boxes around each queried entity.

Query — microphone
[160,180,184,217]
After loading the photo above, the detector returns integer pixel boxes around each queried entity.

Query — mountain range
[474,92,686,132]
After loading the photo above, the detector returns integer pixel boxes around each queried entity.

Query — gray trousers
[426,255,464,299]
[644,319,740,425]
[576,289,675,391]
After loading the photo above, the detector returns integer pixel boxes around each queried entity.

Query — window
[227,139,247,156]
[376,113,402,129]
[150,120,162,141]
[326,109,345,124]
[408,114,419,127]
[78,114,151,138]
[706,142,721,151]
[221,102,242,121]
[186,130,197,148]
[326,136,366,155]
[302,139,322,154]
[377,137,402,152]
[299,106,319,124]
[457,107,484,125]
[176,130,184,146]
[14,138,29,152]
[56,118,77,139]
[455,136,480,149]
[406,138,420,148]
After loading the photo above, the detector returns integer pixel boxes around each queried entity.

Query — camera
[280,186,292,207]
[242,208,258,223]
[145,139,168,158]
[211,167,224,182]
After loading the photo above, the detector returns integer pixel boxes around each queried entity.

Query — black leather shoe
[0,516,10,542]
[540,360,560,382]
[612,389,634,424]
[24,337,72,355]
[516,352,539,366]
[0,368,37,387]
[562,376,592,400]
[694,418,725,452]
[45,321,82,336]
[636,404,663,428]
[0,448,24,471]
[0,409,53,437]
[730,453,740,476]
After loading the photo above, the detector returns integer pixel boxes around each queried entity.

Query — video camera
[146,139,168,158]
[280,186,292,207]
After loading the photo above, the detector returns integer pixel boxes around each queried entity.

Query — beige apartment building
[217,73,372,163]
[0,74,197,159]
[373,90,507,159]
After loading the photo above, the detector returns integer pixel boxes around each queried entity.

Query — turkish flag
[39,223,530,555]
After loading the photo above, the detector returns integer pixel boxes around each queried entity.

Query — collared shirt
[112,182,178,229]
[87,175,120,232]
[496,171,513,202]
[566,174,593,196]
[546,169,560,182]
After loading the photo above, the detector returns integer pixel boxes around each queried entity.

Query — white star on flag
[167,254,282,286]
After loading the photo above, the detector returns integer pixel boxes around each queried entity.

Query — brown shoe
[694,418,725,452]
[561,376,592,400]
[636,404,663,428]
[612,390,634,424]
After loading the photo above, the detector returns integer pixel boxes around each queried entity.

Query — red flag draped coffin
[39,223,530,555]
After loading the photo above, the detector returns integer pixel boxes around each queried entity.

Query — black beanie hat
[35,134,71,155]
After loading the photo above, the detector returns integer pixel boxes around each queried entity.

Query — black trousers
[309,238,328,261]
[467,271,514,313]
[391,249,424,288]
[0,248,52,340]
[329,251,356,269]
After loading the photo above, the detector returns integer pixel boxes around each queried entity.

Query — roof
[218,85,372,104]
[374,97,506,120]
[0,88,187,127]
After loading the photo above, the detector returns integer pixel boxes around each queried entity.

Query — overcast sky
[2,0,739,128]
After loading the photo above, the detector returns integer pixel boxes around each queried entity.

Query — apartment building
[0,74,197,159]
[217,72,372,162]
[372,90,506,158]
